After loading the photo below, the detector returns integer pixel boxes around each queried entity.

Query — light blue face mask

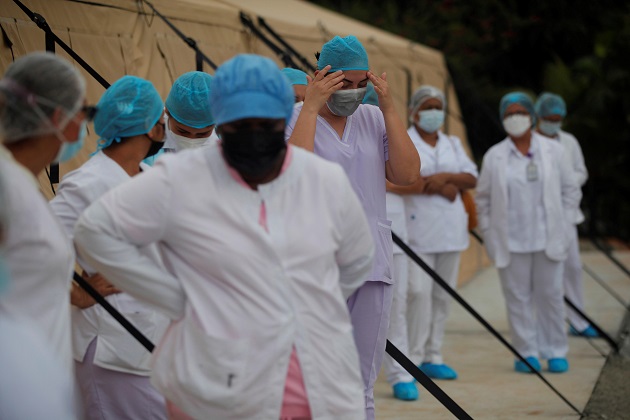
[539,120,562,137]
[0,254,9,296]
[418,109,445,133]
[54,120,87,163]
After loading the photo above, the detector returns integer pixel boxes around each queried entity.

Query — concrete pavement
[375,250,630,419]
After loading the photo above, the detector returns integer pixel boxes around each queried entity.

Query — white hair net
[0,52,86,143]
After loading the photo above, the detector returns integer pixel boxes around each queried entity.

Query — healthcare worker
[142,71,215,167]
[281,67,308,103]
[0,52,87,379]
[535,92,596,338]
[0,166,78,419]
[286,35,421,419]
[74,54,373,420]
[362,87,419,401]
[50,75,170,420]
[476,92,581,373]
[387,86,477,388]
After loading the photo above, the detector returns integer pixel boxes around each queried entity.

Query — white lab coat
[0,146,75,374]
[557,130,588,223]
[405,129,478,254]
[49,151,169,375]
[475,132,582,268]
[74,144,373,420]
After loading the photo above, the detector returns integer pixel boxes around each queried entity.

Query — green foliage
[309,0,630,240]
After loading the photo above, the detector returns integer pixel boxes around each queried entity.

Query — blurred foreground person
[0,52,88,393]
[75,54,373,420]
[476,92,581,374]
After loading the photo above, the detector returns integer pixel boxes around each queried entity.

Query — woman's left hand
[368,71,394,113]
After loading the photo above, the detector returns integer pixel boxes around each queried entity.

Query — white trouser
[564,226,588,331]
[498,252,568,359]
[407,251,460,365]
[384,253,414,385]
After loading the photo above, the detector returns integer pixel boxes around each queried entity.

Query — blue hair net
[362,83,379,106]
[94,75,163,150]
[535,92,567,118]
[165,71,214,128]
[317,35,369,72]
[210,54,294,126]
[499,91,536,123]
[281,68,308,86]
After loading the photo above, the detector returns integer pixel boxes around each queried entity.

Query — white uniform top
[386,192,406,254]
[476,132,582,268]
[74,144,373,420]
[0,146,74,373]
[405,129,478,253]
[286,103,393,284]
[557,130,587,224]
[49,151,169,375]
[505,138,547,252]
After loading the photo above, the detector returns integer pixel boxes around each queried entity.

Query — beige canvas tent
[0,0,485,280]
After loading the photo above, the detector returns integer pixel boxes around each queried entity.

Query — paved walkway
[375,250,630,419]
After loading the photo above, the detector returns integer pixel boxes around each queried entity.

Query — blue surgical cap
[362,83,379,106]
[165,71,214,128]
[281,68,308,86]
[94,75,163,150]
[535,92,567,118]
[210,54,294,126]
[499,91,536,124]
[317,35,369,72]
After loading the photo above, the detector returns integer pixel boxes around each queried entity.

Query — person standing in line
[50,75,170,420]
[286,35,420,419]
[144,71,215,165]
[74,54,374,420]
[387,85,477,384]
[535,92,597,338]
[281,68,308,103]
[476,92,581,374]
[0,52,88,390]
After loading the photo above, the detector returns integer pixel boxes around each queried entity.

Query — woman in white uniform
[388,86,477,381]
[50,75,170,420]
[534,92,597,338]
[0,52,87,387]
[74,54,374,420]
[476,92,581,373]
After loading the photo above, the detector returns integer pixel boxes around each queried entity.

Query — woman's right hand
[71,272,121,309]
[439,183,459,202]
[302,65,344,114]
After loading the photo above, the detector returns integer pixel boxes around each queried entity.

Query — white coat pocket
[369,218,394,284]
[151,316,249,418]
[94,311,158,375]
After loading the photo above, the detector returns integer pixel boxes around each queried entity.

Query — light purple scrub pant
[75,338,167,420]
[347,281,394,420]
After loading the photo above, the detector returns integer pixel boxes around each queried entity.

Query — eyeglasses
[82,105,98,122]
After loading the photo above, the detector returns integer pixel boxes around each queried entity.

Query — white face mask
[167,123,211,151]
[502,114,531,137]
[538,120,562,137]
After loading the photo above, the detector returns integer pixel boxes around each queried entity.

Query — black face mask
[145,138,165,159]
[221,130,287,179]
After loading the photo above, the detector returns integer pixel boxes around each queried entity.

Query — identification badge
[527,162,538,182]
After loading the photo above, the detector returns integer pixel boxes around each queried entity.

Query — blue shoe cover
[419,362,458,380]
[392,381,419,401]
[570,325,600,338]
[548,358,569,373]
[514,357,541,373]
